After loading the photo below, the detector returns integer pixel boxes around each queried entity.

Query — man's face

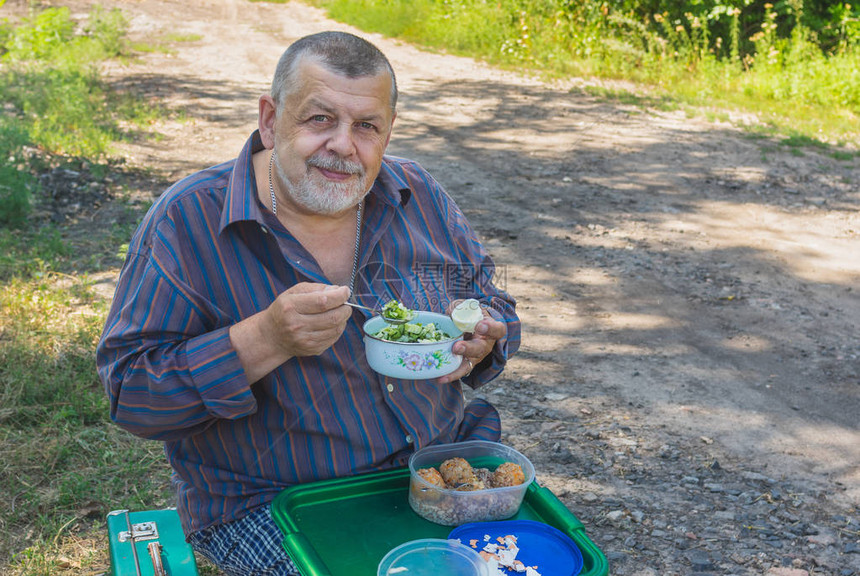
[271,60,395,216]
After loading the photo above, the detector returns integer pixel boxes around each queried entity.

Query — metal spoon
[344,301,415,324]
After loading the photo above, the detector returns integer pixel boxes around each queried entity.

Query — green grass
[0,6,165,227]
[130,31,203,54]
[0,180,166,575]
[299,0,859,149]
[781,133,830,150]
[577,85,679,111]
[0,6,177,574]
[0,241,173,574]
[831,149,859,161]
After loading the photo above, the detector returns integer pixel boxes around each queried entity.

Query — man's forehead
[294,59,393,101]
[289,61,394,117]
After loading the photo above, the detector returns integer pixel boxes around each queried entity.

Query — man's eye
[358,121,376,131]
[311,115,329,123]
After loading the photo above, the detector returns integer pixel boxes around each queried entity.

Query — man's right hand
[230,283,351,384]
[266,283,352,357]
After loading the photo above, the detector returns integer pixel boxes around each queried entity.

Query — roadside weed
[0,6,164,226]
[303,0,859,147]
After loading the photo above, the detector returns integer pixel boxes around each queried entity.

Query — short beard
[273,148,368,215]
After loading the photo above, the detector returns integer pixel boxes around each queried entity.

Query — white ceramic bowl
[408,440,536,526]
[362,311,464,380]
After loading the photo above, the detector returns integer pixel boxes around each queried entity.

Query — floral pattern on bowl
[385,349,453,372]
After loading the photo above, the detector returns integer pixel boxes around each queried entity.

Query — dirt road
[66,0,860,573]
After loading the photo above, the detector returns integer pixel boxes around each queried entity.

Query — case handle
[148,541,167,576]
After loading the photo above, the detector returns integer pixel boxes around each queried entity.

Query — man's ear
[259,94,277,149]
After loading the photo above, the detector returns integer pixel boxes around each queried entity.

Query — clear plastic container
[408,440,535,526]
[377,538,489,576]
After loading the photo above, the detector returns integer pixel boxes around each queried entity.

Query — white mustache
[307,154,364,176]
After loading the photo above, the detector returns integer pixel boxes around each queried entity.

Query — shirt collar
[374,158,413,208]
[220,130,411,234]
[220,130,267,234]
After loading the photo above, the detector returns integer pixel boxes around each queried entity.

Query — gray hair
[271,31,398,115]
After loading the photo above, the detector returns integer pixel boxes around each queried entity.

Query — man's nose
[325,123,357,158]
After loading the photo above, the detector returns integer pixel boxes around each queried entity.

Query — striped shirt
[97,131,520,536]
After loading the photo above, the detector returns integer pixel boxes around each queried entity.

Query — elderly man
[98,31,520,575]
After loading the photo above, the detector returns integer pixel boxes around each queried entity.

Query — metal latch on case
[118,521,160,543]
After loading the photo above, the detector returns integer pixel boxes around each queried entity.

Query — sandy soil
[28,0,860,573]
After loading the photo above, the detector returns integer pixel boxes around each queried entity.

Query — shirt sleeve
[97,233,256,442]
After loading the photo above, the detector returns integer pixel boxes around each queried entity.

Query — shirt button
[386,384,394,392]
[260,226,269,234]
[405,434,413,444]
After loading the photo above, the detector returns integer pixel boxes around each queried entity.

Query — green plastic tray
[272,467,608,576]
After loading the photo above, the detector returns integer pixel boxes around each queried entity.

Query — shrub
[0,6,129,226]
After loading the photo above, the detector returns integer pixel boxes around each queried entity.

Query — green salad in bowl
[381,299,416,322]
[375,321,451,343]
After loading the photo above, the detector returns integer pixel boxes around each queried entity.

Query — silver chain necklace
[268,150,364,294]
[268,150,278,216]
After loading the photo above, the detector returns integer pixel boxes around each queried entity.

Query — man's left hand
[437,304,506,384]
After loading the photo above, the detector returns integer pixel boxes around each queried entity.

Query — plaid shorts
[188,505,298,576]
